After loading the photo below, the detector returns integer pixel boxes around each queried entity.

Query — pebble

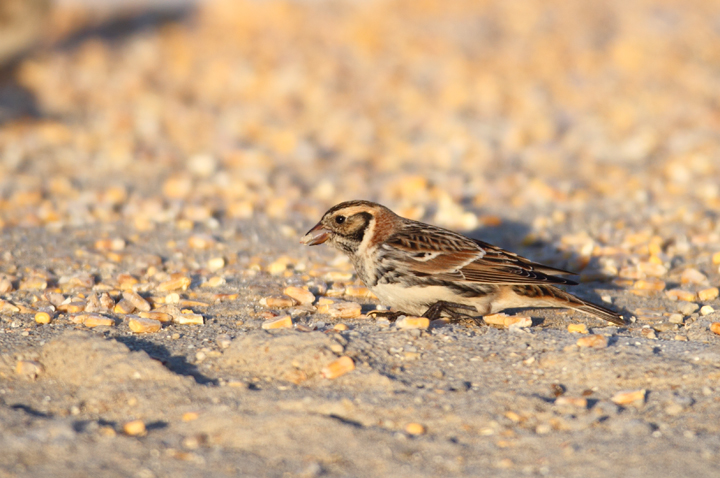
[19,277,47,290]
[611,389,646,406]
[283,286,315,305]
[82,314,115,328]
[123,291,151,312]
[712,252,720,265]
[665,289,697,302]
[677,302,699,315]
[405,423,426,435]
[128,316,162,333]
[700,306,715,316]
[0,278,13,293]
[576,335,608,349]
[174,314,204,325]
[261,315,293,329]
[333,323,349,331]
[158,276,191,292]
[325,284,346,297]
[698,288,719,301]
[567,323,588,334]
[123,420,146,436]
[641,328,657,340]
[668,313,684,324]
[709,323,720,335]
[182,411,200,422]
[321,356,355,379]
[680,268,708,285]
[316,301,362,319]
[260,296,296,308]
[188,234,216,250]
[15,360,44,378]
[34,311,52,324]
[216,334,232,349]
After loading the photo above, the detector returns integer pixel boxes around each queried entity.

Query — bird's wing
[383,225,577,286]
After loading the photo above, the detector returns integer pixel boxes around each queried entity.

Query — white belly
[370,283,494,316]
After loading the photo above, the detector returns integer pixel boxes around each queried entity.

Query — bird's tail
[515,284,625,326]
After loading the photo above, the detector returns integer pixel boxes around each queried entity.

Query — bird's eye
[335,215,345,224]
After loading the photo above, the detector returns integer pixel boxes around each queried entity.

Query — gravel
[1,0,720,476]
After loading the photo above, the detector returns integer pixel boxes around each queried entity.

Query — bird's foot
[422,301,482,325]
[367,309,407,322]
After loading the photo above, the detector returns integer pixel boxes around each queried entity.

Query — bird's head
[301,200,393,254]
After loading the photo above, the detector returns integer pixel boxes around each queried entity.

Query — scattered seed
[123,420,146,436]
[567,323,588,334]
[82,314,115,328]
[484,313,532,328]
[128,316,162,333]
[700,305,715,316]
[395,316,430,330]
[138,311,173,323]
[698,288,719,301]
[283,286,315,305]
[260,296,296,308]
[633,279,665,291]
[576,334,608,349]
[123,291,151,312]
[611,389,646,406]
[321,356,355,379]
[174,313,204,325]
[182,412,199,422]
[665,289,697,302]
[113,299,136,314]
[555,396,588,408]
[203,276,226,288]
[158,276,191,292]
[709,323,720,335]
[261,315,293,329]
[316,301,362,319]
[34,311,52,324]
[207,257,225,271]
[405,423,426,435]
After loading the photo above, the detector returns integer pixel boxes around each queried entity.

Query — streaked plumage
[301,200,624,326]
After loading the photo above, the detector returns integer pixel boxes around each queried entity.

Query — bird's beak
[300,223,330,246]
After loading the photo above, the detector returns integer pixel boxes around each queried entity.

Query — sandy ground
[1,0,720,477]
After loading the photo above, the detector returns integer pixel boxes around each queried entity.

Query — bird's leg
[367,309,407,322]
[422,301,482,325]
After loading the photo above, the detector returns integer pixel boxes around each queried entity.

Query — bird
[300,200,624,326]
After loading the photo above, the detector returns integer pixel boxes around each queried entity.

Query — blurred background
[0,0,719,243]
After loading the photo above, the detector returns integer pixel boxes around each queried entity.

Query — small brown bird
[301,200,624,326]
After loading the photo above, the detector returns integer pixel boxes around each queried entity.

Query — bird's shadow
[114,335,217,386]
